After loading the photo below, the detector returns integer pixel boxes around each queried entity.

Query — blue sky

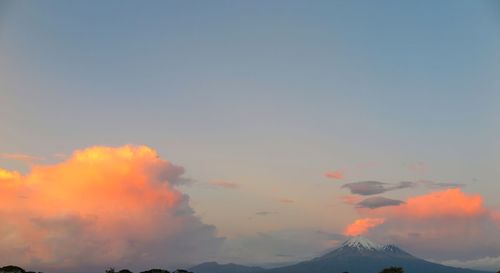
[1,1,500,271]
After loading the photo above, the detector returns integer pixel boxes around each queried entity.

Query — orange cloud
[347,188,500,260]
[365,188,487,219]
[209,180,239,189]
[0,145,222,271]
[402,188,484,218]
[324,170,344,180]
[343,217,385,236]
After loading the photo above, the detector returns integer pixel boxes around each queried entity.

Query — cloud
[342,180,463,197]
[356,196,405,209]
[373,188,486,219]
[407,161,428,174]
[0,145,223,272]
[341,195,363,205]
[1,153,44,164]
[350,188,500,260]
[276,198,294,204]
[256,211,276,216]
[343,218,385,236]
[341,181,415,195]
[324,170,344,180]
[439,256,500,271]
[209,180,239,189]
[417,180,464,189]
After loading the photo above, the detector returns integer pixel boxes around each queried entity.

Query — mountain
[266,236,490,273]
[190,262,264,273]
[192,237,492,273]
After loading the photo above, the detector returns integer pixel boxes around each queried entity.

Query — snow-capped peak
[342,236,382,251]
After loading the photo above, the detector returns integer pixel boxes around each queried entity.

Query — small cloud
[342,181,416,195]
[276,198,294,204]
[1,153,44,164]
[324,170,344,180]
[341,195,363,205]
[275,254,295,257]
[256,211,276,216]
[356,196,405,209]
[209,180,239,189]
[407,161,428,174]
[343,217,385,236]
[342,181,387,195]
[408,232,421,238]
[418,180,464,189]
[53,153,67,159]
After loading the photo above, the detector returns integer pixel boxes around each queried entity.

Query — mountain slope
[266,237,490,273]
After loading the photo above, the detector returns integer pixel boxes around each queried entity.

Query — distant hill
[191,237,493,273]
[189,262,263,273]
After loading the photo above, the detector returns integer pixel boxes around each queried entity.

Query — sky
[1,0,500,272]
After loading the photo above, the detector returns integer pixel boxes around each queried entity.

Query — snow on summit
[342,236,382,250]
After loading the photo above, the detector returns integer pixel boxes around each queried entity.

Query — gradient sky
[1,1,500,272]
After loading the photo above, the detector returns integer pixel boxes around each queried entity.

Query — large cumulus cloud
[0,145,223,272]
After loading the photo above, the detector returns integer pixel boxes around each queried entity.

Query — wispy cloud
[341,180,461,196]
[342,181,415,195]
[256,211,276,216]
[417,179,464,189]
[356,196,405,209]
[276,197,295,204]
[407,161,428,174]
[209,180,239,189]
[1,153,44,164]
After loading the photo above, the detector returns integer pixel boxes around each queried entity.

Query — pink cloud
[324,170,345,180]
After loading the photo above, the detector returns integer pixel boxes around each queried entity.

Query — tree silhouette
[0,265,26,273]
[173,270,192,273]
[379,266,404,273]
[140,270,170,273]
[105,268,116,273]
